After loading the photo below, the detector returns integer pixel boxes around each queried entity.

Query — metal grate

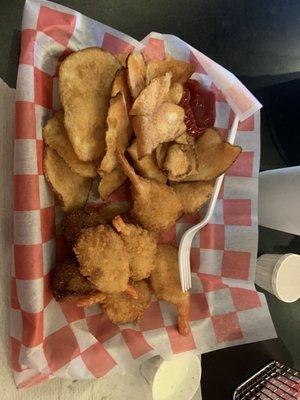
[233,361,300,399]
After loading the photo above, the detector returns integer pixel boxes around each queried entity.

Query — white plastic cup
[258,167,300,235]
[255,253,300,302]
[140,354,201,400]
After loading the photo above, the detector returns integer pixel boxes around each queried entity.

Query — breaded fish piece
[74,225,130,293]
[171,181,214,214]
[151,245,190,336]
[43,146,92,212]
[98,167,127,201]
[43,111,97,177]
[112,215,157,280]
[102,280,151,324]
[51,257,105,303]
[117,150,183,233]
[62,202,130,245]
[59,48,121,161]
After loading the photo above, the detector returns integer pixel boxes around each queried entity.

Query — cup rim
[271,253,300,302]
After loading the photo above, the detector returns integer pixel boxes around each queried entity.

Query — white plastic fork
[179,115,240,291]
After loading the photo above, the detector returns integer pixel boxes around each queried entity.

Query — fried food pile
[44,47,242,335]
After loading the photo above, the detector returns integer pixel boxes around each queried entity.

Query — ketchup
[179,79,216,139]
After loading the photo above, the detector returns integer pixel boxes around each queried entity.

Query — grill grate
[233,361,300,399]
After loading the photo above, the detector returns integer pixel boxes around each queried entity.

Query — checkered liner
[12,0,276,389]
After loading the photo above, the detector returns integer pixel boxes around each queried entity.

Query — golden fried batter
[102,280,151,324]
[117,151,182,233]
[112,215,157,280]
[62,202,130,245]
[74,225,130,293]
[151,245,190,335]
[51,258,101,302]
[171,181,214,214]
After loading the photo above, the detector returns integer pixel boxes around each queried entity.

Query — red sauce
[180,79,216,138]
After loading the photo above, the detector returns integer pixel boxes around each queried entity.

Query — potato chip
[164,144,197,179]
[127,52,146,99]
[100,93,131,174]
[59,48,121,161]
[127,139,167,183]
[168,82,184,104]
[43,146,92,211]
[111,68,132,112]
[130,72,171,116]
[156,143,170,169]
[98,167,127,200]
[175,133,194,145]
[43,111,97,178]
[171,181,214,214]
[146,54,195,84]
[116,53,129,67]
[172,128,242,181]
[133,102,185,157]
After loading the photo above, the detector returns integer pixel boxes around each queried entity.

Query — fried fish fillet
[98,167,127,201]
[74,225,130,293]
[43,146,92,211]
[150,245,190,336]
[59,48,121,161]
[171,181,214,214]
[112,215,157,280]
[102,280,151,324]
[62,202,130,245]
[43,111,97,177]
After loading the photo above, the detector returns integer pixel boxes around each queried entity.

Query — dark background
[1,1,299,398]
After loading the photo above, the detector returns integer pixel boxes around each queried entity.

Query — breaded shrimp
[102,280,151,324]
[150,244,190,336]
[74,225,131,294]
[51,257,106,304]
[62,202,130,245]
[112,215,157,280]
[117,150,182,233]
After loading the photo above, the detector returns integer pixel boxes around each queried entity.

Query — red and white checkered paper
[12,0,276,389]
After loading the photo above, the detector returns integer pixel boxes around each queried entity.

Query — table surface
[1,0,299,399]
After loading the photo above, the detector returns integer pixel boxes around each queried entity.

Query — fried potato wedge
[100,93,131,173]
[132,102,185,157]
[127,139,167,183]
[98,167,127,200]
[168,82,184,104]
[130,72,171,116]
[43,146,91,211]
[164,144,197,180]
[43,111,97,178]
[59,48,121,161]
[146,54,195,84]
[171,128,242,181]
[127,51,146,99]
[111,68,132,112]
[171,180,214,214]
